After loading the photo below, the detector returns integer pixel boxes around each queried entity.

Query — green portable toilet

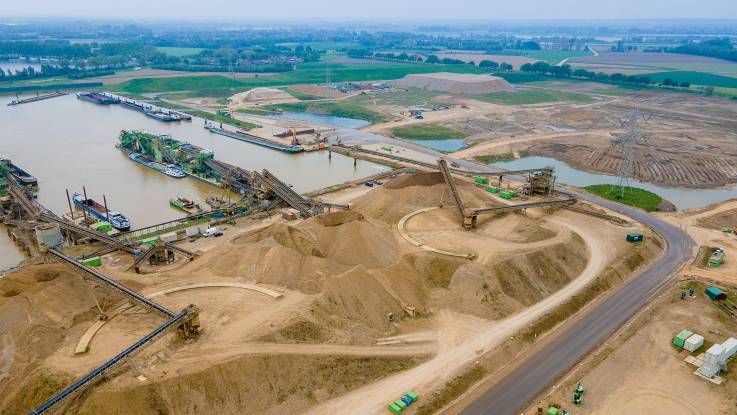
[139,236,160,246]
[405,390,419,402]
[626,232,643,242]
[547,407,559,415]
[388,402,402,415]
[499,191,515,199]
[81,256,102,267]
[673,329,693,348]
[394,399,407,411]
[474,176,489,185]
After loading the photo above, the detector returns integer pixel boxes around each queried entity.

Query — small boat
[73,193,130,231]
[145,109,180,122]
[128,152,186,178]
[169,197,201,215]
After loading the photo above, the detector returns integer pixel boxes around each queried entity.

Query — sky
[3,0,737,21]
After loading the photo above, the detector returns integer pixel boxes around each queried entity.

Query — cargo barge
[73,193,130,231]
[1,159,38,189]
[128,152,186,178]
[169,197,201,214]
[120,98,191,122]
[76,92,120,105]
[7,91,68,106]
[206,126,304,154]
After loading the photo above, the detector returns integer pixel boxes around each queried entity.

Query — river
[494,156,737,210]
[0,94,390,269]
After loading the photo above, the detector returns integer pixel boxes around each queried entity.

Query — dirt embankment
[0,264,124,413]
[696,207,737,230]
[72,354,428,415]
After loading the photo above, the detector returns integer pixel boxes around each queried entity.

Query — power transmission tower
[609,110,649,198]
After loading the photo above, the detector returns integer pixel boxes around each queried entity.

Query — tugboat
[128,152,186,178]
[169,197,201,215]
[73,193,130,231]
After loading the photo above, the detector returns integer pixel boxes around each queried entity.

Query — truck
[203,227,223,237]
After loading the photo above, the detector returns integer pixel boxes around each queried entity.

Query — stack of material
[700,344,725,378]
[673,329,693,349]
[698,337,737,378]
[395,72,514,94]
[684,333,704,352]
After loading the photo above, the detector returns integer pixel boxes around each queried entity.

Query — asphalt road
[326,131,695,414]
[459,189,694,415]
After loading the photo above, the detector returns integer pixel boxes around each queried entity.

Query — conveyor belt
[29,309,190,415]
[472,198,576,215]
[253,171,312,217]
[47,248,175,318]
[437,159,467,218]
[40,214,135,253]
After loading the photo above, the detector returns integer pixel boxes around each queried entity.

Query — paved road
[459,189,694,415]
[324,131,695,414]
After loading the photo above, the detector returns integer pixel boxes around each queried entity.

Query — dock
[7,91,68,106]
[206,126,305,153]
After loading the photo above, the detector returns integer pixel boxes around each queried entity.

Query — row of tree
[0,65,116,82]
[518,61,694,89]
[673,38,737,63]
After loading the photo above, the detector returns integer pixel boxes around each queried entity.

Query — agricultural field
[267,101,387,123]
[471,88,594,105]
[585,185,664,212]
[646,71,737,89]
[391,124,465,139]
[112,63,486,94]
[496,49,593,65]
[155,46,206,57]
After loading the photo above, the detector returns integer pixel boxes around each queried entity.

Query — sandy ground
[306,210,619,414]
[525,281,737,415]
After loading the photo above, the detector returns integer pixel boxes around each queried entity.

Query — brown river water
[0,93,389,270]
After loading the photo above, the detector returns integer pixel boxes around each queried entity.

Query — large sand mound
[395,72,514,94]
[304,213,399,269]
[230,87,293,103]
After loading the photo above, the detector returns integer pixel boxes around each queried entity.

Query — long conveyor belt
[47,248,175,318]
[472,198,576,216]
[253,171,312,217]
[437,159,467,218]
[40,214,135,253]
[29,309,190,415]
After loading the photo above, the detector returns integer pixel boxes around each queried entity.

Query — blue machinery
[30,249,201,414]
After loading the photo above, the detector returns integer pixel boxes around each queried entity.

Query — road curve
[321,131,695,414]
[459,189,694,415]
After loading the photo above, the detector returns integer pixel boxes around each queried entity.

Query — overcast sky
[3,0,737,21]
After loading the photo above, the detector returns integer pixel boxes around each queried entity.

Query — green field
[472,88,593,105]
[156,47,206,57]
[112,64,486,94]
[269,101,387,123]
[391,124,464,140]
[497,49,592,65]
[585,184,663,212]
[646,71,737,89]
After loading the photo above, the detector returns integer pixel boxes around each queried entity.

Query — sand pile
[0,264,123,413]
[395,72,514,94]
[315,266,405,338]
[434,233,587,318]
[230,87,293,104]
[304,212,399,269]
[353,172,501,223]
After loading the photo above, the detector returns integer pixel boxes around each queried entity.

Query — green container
[394,400,407,410]
[547,407,559,415]
[382,146,393,152]
[139,236,160,245]
[91,221,113,233]
[673,329,693,348]
[485,186,499,193]
[405,391,419,402]
[81,256,102,267]
[388,403,402,415]
[626,232,643,242]
[474,176,489,185]
[499,191,516,199]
